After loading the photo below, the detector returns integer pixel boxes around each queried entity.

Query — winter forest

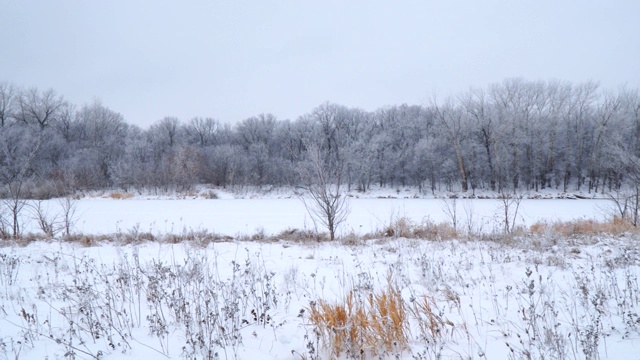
[1,78,640,199]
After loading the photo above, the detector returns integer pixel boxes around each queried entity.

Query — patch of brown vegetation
[377,217,458,241]
[307,286,408,358]
[106,192,134,200]
[529,217,638,237]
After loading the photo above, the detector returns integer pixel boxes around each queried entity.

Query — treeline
[1,78,639,199]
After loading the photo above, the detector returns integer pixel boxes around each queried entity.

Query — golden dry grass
[366,288,408,351]
[529,217,639,237]
[106,192,134,200]
[307,286,408,358]
[412,221,458,240]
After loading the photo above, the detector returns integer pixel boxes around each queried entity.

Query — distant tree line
[1,78,639,199]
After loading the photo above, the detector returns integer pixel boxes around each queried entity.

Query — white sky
[1,0,639,128]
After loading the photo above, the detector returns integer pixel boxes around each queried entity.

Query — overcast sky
[1,1,639,127]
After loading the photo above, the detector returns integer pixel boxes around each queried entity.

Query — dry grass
[155,230,231,245]
[106,192,134,200]
[61,233,113,246]
[0,232,50,246]
[6,214,640,249]
[57,230,232,247]
[408,295,454,341]
[412,221,458,240]
[366,288,408,351]
[270,228,328,243]
[307,286,408,358]
[377,217,458,241]
[530,217,639,237]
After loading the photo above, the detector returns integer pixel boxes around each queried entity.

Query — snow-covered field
[2,195,639,359]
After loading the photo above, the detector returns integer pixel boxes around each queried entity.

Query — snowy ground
[2,235,640,359]
[2,193,639,359]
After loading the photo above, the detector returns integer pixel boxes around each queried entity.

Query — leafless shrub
[441,197,458,233]
[58,196,78,236]
[497,191,525,234]
[29,200,58,237]
[298,145,350,241]
[605,187,640,226]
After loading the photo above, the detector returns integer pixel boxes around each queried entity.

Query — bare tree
[561,81,599,191]
[54,102,78,143]
[462,199,478,236]
[431,98,470,192]
[235,114,278,185]
[30,200,58,237]
[497,191,525,234]
[186,117,218,147]
[299,145,349,241]
[72,100,129,187]
[153,116,181,147]
[459,88,506,191]
[59,196,79,236]
[609,106,640,225]
[0,82,18,127]
[589,91,622,193]
[441,197,458,233]
[0,126,46,237]
[606,190,638,225]
[16,88,65,129]
[167,145,204,191]
[27,196,78,237]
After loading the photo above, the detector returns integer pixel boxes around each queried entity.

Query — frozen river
[22,197,612,236]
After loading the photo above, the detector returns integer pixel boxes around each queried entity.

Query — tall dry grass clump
[366,288,408,351]
[378,216,458,241]
[307,286,408,358]
[530,217,639,237]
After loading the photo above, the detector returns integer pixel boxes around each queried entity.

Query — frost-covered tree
[431,98,471,192]
[0,82,18,127]
[0,123,47,236]
[66,100,128,188]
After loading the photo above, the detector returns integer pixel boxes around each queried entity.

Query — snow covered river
[23,197,611,236]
